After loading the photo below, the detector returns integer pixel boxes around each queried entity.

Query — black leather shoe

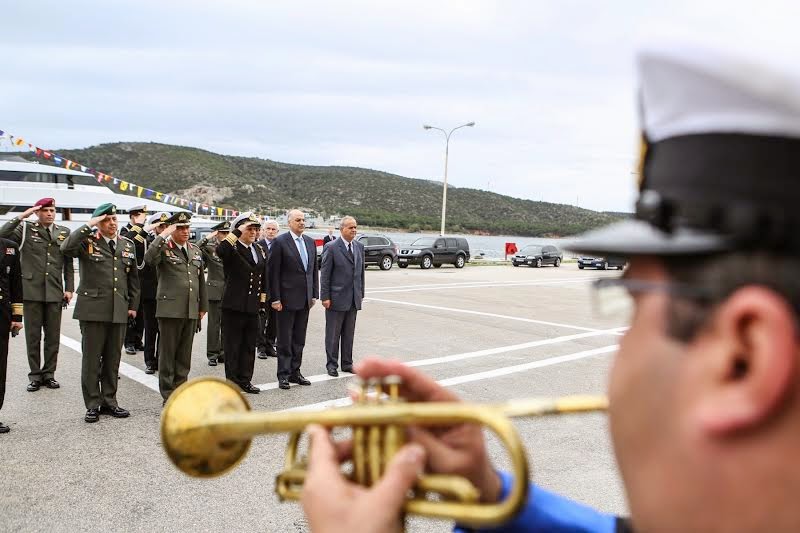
[0,422,9,433]
[341,366,354,373]
[207,358,217,367]
[26,381,40,392]
[100,405,130,418]
[327,369,339,377]
[44,378,60,389]
[84,408,99,423]
[145,365,156,374]
[124,345,136,355]
[265,347,278,358]
[289,373,311,386]
[241,383,260,394]
[278,379,291,390]
[135,343,145,351]
[257,351,268,360]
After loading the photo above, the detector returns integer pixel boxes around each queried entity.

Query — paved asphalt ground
[0,263,629,532]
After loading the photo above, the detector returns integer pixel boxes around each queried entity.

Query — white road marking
[60,334,160,392]
[284,344,618,412]
[367,277,601,294]
[365,297,606,332]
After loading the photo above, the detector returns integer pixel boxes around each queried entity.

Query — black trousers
[142,299,159,368]
[276,307,310,381]
[222,310,258,387]
[0,316,10,412]
[256,307,277,352]
[124,301,144,348]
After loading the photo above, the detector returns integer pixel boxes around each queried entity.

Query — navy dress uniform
[120,205,148,354]
[144,212,208,402]
[0,197,74,391]
[198,220,230,366]
[216,212,268,393]
[0,238,23,434]
[61,203,140,423]
[141,211,169,374]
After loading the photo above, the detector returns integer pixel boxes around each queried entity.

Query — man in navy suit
[269,209,318,390]
[320,216,364,377]
[256,220,279,359]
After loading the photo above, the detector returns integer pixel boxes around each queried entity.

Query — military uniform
[217,212,268,393]
[61,204,140,421]
[144,212,208,401]
[120,205,148,353]
[0,238,23,433]
[0,198,74,389]
[198,220,230,365]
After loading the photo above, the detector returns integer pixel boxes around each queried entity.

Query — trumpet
[161,376,607,528]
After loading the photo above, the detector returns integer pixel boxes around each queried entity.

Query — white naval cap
[231,211,261,229]
[147,212,170,225]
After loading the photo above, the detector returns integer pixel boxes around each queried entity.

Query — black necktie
[109,240,116,255]
[348,242,353,257]
[181,246,189,262]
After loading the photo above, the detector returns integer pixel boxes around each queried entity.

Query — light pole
[423,121,475,235]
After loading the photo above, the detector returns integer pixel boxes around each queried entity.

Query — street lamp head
[466,122,476,127]
[423,125,432,130]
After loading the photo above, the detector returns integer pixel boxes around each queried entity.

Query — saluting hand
[161,224,177,238]
[18,205,42,220]
[88,214,107,227]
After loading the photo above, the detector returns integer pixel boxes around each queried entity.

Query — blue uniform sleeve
[454,471,617,533]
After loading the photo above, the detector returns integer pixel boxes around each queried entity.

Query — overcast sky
[2,1,795,212]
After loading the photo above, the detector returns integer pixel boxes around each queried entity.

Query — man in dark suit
[320,216,364,377]
[322,227,336,245]
[256,220,279,359]
[0,237,23,433]
[269,209,318,390]
[217,212,268,394]
[198,220,230,367]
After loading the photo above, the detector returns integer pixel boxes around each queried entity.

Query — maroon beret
[35,198,55,208]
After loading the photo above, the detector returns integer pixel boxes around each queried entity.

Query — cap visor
[566,219,732,256]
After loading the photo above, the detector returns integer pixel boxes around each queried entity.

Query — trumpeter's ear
[694,286,798,435]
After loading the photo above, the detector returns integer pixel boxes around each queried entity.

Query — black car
[356,234,398,270]
[511,244,563,267]
[397,236,470,269]
[578,256,626,270]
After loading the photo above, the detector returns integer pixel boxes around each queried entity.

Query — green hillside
[51,142,623,237]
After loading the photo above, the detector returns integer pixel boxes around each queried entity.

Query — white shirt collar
[289,230,303,241]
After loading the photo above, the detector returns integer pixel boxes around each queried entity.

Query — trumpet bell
[161,377,252,478]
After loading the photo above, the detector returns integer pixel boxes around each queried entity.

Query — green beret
[164,211,192,226]
[92,203,117,217]
[211,220,231,232]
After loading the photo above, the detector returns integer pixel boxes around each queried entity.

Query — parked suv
[397,236,470,269]
[511,244,563,268]
[578,256,626,270]
[356,234,398,270]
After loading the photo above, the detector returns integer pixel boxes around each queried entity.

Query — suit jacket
[0,238,23,323]
[268,231,318,311]
[61,225,140,324]
[216,232,268,314]
[198,236,226,302]
[323,235,335,245]
[320,238,365,312]
[0,218,74,302]
[144,236,208,319]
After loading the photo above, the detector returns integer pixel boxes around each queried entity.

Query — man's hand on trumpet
[300,357,503,529]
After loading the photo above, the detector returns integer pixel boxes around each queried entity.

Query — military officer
[197,220,230,367]
[0,198,74,392]
[0,237,23,434]
[61,203,140,423]
[217,212,268,394]
[140,211,169,374]
[120,205,148,355]
[144,211,208,402]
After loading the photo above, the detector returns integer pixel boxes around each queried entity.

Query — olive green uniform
[198,236,225,362]
[144,236,208,400]
[0,219,74,383]
[61,226,140,409]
